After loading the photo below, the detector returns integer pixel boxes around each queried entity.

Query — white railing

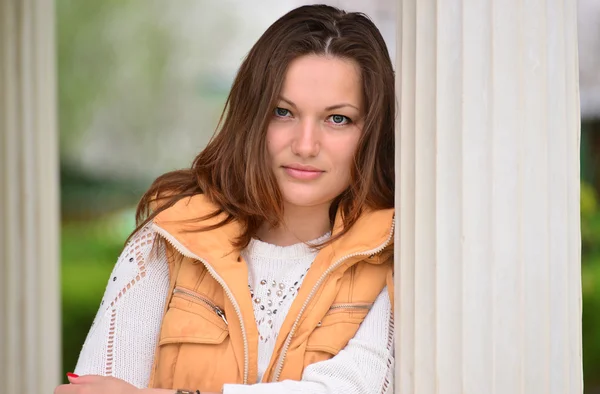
[394,0,583,393]
[0,0,61,392]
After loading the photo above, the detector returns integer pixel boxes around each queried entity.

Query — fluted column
[394,0,582,393]
[0,0,61,392]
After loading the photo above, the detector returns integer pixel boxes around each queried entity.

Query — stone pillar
[394,0,583,393]
[0,0,61,392]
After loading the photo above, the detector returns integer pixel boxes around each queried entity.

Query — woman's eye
[274,107,291,117]
[328,114,351,125]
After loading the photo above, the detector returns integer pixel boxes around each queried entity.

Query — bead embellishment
[248,273,308,343]
[242,232,329,345]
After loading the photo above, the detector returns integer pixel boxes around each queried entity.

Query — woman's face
[266,54,363,211]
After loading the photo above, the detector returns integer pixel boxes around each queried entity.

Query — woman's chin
[280,191,331,210]
[278,181,345,210]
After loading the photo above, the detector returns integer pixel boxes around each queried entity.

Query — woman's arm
[56,375,222,394]
[73,225,170,388]
[222,287,395,394]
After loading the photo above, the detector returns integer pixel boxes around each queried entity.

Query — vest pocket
[153,288,240,390]
[305,302,373,356]
[158,287,229,345]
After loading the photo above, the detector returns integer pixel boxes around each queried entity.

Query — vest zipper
[316,303,373,327]
[271,217,395,382]
[328,302,373,312]
[152,223,249,384]
[173,287,228,325]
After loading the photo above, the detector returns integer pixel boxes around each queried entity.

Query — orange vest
[147,195,394,392]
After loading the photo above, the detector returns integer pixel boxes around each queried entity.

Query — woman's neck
[256,203,332,247]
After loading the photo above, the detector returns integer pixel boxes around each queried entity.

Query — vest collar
[152,193,394,266]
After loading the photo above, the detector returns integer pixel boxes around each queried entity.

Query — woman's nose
[291,120,320,158]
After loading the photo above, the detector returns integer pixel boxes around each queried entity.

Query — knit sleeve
[222,287,395,394]
[73,225,170,389]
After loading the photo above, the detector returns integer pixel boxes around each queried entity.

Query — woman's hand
[54,374,141,394]
[54,374,220,394]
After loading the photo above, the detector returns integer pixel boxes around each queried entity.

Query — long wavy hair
[131,4,395,249]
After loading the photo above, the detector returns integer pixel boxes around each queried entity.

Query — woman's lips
[282,166,324,180]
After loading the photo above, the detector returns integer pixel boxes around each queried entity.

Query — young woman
[55,4,395,394]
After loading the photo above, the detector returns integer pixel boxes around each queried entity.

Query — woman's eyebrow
[324,103,360,111]
[279,96,297,109]
[279,96,359,112]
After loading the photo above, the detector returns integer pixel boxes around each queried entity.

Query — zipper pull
[214,307,228,325]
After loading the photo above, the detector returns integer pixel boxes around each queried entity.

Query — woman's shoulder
[100,224,169,311]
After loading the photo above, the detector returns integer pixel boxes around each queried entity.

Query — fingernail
[67,372,79,378]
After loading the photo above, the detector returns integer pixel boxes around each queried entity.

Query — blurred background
[56,0,600,391]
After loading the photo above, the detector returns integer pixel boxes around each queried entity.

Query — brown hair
[132,4,395,248]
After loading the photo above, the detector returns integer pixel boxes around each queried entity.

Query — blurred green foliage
[60,163,148,219]
[582,182,600,389]
[57,0,171,161]
[583,182,600,257]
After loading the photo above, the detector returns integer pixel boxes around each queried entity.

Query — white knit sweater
[74,224,394,394]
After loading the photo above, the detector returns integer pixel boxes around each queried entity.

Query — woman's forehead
[279,55,362,111]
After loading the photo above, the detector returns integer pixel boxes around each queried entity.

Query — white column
[394,0,582,393]
[0,0,61,392]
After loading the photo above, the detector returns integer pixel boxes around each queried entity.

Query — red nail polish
[67,372,79,378]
